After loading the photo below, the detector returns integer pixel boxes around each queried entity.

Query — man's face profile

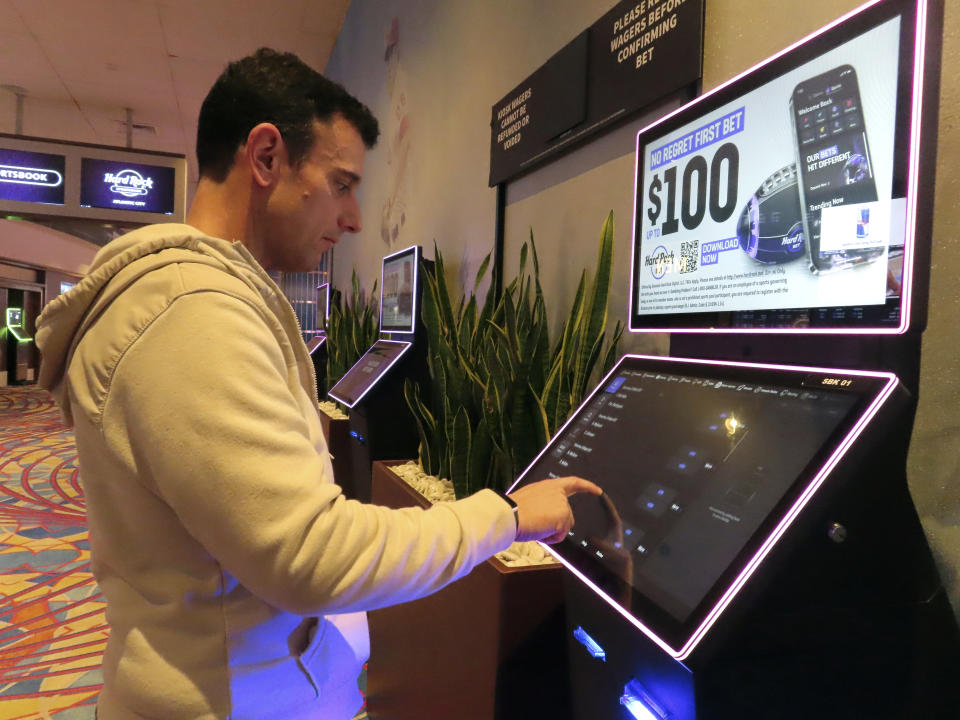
[262,114,366,272]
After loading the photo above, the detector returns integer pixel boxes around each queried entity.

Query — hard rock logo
[104,169,153,198]
[644,246,676,279]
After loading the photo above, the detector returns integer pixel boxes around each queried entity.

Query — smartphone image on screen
[790,65,881,273]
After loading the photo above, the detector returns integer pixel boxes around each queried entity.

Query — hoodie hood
[36,223,307,425]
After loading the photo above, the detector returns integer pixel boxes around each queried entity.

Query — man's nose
[339,197,362,233]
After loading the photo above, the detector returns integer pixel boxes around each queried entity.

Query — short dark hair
[196,48,379,182]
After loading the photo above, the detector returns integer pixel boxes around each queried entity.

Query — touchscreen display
[629,1,925,332]
[380,247,418,333]
[510,355,893,650]
[327,340,411,408]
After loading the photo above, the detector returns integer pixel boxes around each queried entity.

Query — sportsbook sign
[0,148,66,205]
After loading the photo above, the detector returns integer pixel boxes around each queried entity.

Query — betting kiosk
[509,1,959,717]
[328,245,431,501]
[306,282,331,395]
[4,306,34,385]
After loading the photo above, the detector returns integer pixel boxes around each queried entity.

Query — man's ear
[245,123,285,188]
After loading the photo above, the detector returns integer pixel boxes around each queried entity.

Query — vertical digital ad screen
[0,147,65,205]
[80,157,176,214]
[380,248,417,333]
[630,2,923,331]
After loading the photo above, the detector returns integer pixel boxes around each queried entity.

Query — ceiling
[0,0,352,193]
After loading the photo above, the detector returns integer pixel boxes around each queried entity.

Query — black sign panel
[489,0,704,186]
[589,0,705,124]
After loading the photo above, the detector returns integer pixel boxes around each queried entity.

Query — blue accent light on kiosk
[572,626,606,661]
[620,679,669,719]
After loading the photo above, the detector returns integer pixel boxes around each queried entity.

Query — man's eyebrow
[335,169,362,185]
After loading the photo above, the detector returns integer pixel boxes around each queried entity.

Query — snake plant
[405,211,623,497]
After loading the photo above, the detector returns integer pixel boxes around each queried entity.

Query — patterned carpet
[0,386,368,719]
[0,386,102,719]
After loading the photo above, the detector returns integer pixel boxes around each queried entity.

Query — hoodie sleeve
[101,290,517,615]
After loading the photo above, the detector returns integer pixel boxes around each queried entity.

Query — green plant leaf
[558,271,586,374]
[431,244,458,337]
[542,357,563,431]
[469,414,493,490]
[580,332,606,400]
[474,252,491,291]
[502,290,520,366]
[420,268,444,365]
[404,379,438,476]
[450,406,471,498]
[528,233,551,389]
[572,212,614,397]
[528,382,551,450]
[602,321,624,375]
[458,295,477,355]
[555,355,571,433]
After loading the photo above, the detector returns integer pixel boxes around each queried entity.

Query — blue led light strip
[620,679,669,720]
[573,626,606,661]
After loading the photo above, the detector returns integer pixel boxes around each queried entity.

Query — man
[36,48,600,719]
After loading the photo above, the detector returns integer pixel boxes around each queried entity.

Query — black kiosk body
[509,1,959,717]
[328,245,431,501]
[5,306,34,385]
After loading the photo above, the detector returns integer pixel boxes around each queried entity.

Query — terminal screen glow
[380,251,416,333]
[327,340,412,408]
[510,354,895,657]
[632,12,908,330]
[523,361,857,622]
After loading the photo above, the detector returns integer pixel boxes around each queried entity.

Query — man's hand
[507,477,603,544]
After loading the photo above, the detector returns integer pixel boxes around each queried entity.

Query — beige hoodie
[36,224,516,719]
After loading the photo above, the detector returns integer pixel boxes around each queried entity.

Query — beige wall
[327,0,960,615]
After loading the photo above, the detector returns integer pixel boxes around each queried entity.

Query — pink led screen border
[508,354,898,660]
[628,0,934,335]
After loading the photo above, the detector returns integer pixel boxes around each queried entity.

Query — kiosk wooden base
[366,461,571,720]
[318,410,355,498]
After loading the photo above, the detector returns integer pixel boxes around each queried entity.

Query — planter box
[366,461,571,720]
[318,409,356,497]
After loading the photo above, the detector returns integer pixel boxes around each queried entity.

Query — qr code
[679,240,698,274]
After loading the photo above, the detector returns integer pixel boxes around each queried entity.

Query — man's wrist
[495,491,520,538]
